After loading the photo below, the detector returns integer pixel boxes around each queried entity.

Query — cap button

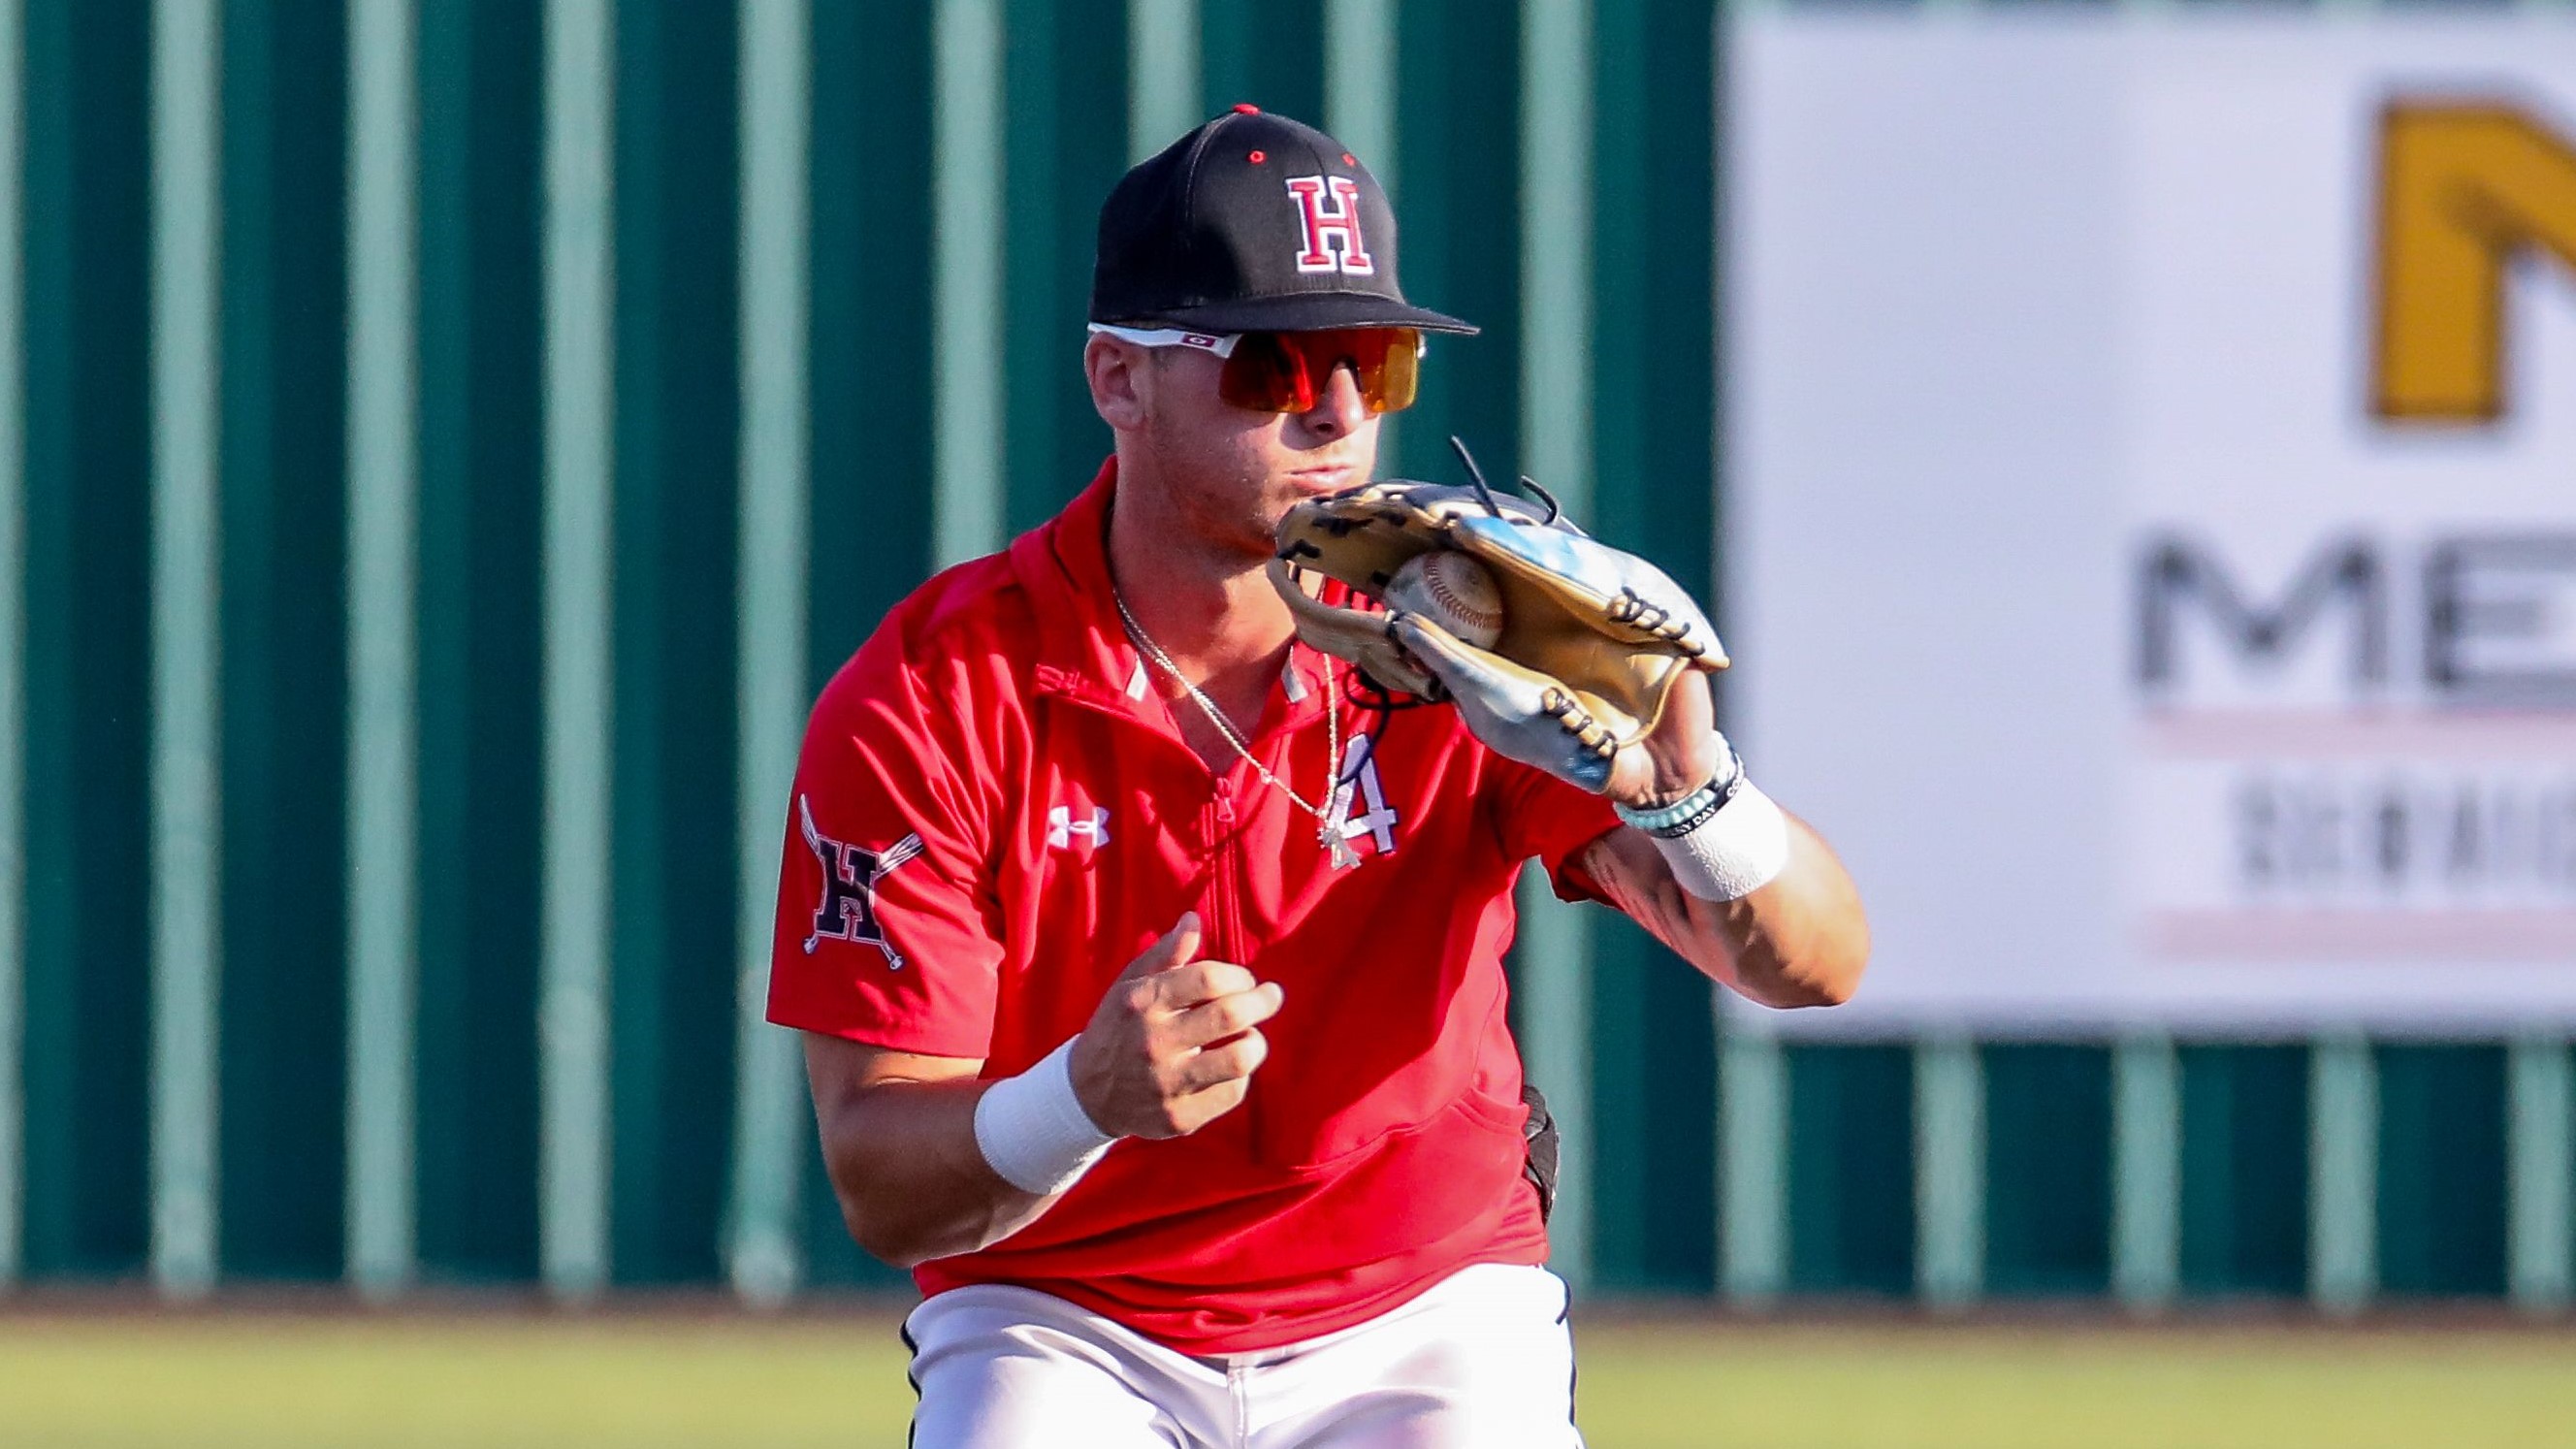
[1231,103,1260,114]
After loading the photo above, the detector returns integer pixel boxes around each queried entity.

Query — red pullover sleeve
[767,629,1007,1060]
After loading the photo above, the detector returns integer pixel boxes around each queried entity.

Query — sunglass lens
[1216,329,1423,414]
[1218,334,1314,413]
[1359,330,1420,414]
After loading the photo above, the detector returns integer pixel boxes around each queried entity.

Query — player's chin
[1235,507,1295,561]
[1248,481,1330,539]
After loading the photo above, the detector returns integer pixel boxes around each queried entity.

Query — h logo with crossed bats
[801,794,923,967]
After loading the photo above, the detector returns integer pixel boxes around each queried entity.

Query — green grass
[1,1311,2569,1447]
[1572,1320,2576,1449]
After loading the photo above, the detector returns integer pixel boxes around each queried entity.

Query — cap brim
[1146,291,1480,336]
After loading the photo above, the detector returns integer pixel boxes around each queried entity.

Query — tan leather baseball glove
[1268,476,1727,794]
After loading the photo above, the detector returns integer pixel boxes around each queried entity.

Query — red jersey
[768,460,1619,1354]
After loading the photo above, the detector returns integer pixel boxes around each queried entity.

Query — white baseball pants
[900,1263,1585,1449]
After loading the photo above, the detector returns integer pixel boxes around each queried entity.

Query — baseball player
[771,108,1868,1448]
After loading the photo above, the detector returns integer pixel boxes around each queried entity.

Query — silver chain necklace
[1111,586,1361,871]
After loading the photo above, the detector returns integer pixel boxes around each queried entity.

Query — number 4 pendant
[1322,821,1363,870]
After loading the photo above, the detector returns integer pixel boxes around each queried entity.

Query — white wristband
[1641,779,1791,902]
[974,1038,1118,1196]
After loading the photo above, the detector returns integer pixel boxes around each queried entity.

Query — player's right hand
[1068,912,1282,1140]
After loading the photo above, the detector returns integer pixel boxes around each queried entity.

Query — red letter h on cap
[1285,177,1375,275]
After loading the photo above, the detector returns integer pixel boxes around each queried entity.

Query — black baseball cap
[1090,106,1478,336]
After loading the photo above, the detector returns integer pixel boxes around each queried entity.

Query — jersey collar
[1011,458,1133,710]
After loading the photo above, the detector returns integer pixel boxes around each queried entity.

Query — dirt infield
[1,1304,2569,1448]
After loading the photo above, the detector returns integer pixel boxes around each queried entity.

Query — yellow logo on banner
[2372,103,2576,423]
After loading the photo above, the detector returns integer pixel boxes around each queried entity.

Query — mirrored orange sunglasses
[1088,323,1425,415]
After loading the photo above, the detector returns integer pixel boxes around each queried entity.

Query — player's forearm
[814,1078,1058,1270]
[1583,816,1869,1009]
[1716,816,1870,1007]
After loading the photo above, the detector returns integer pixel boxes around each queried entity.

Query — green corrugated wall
[3,0,2556,1306]
[24,0,155,1282]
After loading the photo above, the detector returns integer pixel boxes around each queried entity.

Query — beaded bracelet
[1614,780,1728,838]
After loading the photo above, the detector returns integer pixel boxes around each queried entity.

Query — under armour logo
[801,794,923,966]
[1284,176,1375,275]
[1047,804,1112,854]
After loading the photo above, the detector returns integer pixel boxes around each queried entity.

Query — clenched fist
[1069,913,1282,1140]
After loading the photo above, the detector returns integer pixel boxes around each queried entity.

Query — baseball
[1387,552,1505,650]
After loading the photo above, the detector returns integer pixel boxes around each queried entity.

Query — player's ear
[1086,333,1151,432]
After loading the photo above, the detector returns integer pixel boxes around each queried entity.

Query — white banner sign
[1727,13,2576,1034]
